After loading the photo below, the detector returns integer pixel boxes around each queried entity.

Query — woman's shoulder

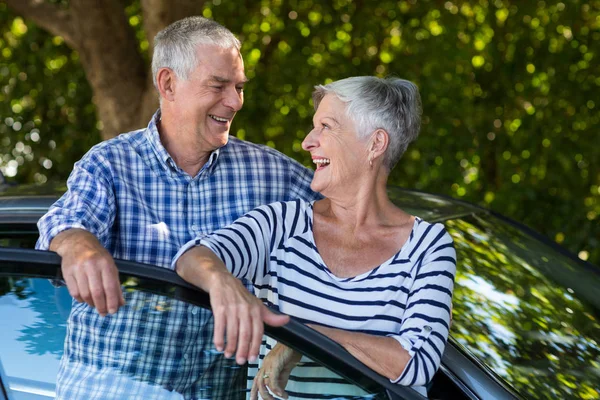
[248,199,313,220]
[410,217,454,251]
[243,200,313,238]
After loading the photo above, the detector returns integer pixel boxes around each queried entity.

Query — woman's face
[302,94,371,196]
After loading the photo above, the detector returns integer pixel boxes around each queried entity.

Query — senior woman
[174,76,456,399]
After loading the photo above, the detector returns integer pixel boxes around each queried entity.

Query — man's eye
[236,87,244,93]
[211,86,224,90]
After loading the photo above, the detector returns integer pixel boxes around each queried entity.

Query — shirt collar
[145,109,222,176]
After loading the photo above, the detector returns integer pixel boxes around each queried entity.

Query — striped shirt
[36,111,320,400]
[183,199,456,397]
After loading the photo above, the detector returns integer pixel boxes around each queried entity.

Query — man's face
[172,44,247,150]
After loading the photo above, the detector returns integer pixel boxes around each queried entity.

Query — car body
[0,183,598,400]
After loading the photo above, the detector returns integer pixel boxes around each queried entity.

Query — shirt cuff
[36,222,89,250]
[389,335,414,357]
[387,335,416,384]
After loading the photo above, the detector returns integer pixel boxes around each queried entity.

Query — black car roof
[0,183,67,224]
[0,183,482,221]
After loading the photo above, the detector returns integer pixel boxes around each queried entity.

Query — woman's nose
[302,130,318,151]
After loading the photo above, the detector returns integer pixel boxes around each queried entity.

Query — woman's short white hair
[312,76,422,171]
[152,16,241,89]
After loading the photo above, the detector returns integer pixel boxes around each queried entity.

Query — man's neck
[157,118,213,177]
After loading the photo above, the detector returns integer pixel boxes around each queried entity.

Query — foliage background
[0,0,598,266]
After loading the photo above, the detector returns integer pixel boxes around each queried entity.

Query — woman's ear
[156,68,177,102]
[369,129,389,160]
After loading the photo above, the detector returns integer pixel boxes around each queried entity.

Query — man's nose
[223,87,243,111]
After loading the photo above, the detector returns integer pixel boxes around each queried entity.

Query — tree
[1,0,598,265]
[3,0,207,140]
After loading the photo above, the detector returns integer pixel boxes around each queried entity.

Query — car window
[445,214,600,400]
[0,274,393,400]
[0,223,39,249]
[0,235,38,249]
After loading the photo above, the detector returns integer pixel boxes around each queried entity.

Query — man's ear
[156,68,177,102]
[369,128,389,160]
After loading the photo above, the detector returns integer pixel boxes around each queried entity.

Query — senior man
[37,16,319,400]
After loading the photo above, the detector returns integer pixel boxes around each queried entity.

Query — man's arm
[51,228,124,316]
[37,148,120,315]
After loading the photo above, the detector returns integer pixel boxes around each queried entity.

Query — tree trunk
[5,0,205,140]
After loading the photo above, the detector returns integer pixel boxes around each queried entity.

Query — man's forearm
[50,228,102,255]
[50,227,124,314]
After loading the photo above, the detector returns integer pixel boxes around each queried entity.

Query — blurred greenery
[0,0,598,266]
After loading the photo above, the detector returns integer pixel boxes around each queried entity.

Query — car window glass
[0,230,38,249]
[445,215,600,400]
[246,340,384,399]
[0,275,392,399]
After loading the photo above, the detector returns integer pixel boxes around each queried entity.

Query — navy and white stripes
[191,199,456,394]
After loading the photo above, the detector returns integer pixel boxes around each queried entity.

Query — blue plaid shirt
[36,111,319,399]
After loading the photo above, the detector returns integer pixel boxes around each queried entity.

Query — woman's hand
[176,246,289,364]
[250,342,302,400]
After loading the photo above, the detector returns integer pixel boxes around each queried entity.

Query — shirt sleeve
[173,203,282,285]
[36,150,116,250]
[389,223,456,387]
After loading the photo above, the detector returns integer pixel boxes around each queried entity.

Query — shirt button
[191,224,198,231]
[191,307,198,315]
[183,354,189,360]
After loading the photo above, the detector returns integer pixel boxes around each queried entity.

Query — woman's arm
[176,246,289,365]
[307,225,456,385]
[249,325,411,399]
[308,324,411,380]
[172,203,289,364]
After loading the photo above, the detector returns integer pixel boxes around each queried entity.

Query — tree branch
[4,0,77,49]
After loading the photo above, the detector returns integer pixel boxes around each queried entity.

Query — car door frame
[0,247,429,400]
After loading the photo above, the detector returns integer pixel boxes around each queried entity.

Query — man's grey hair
[312,76,422,171]
[152,16,241,89]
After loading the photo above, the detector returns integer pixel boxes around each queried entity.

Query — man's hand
[176,246,290,365]
[50,229,125,316]
[250,342,301,400]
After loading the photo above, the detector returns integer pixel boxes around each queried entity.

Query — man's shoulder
[224,137,304,166]
[81,129,146,161]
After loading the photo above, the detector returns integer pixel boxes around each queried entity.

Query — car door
[441,213,600,400]
[0,247,430,400]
